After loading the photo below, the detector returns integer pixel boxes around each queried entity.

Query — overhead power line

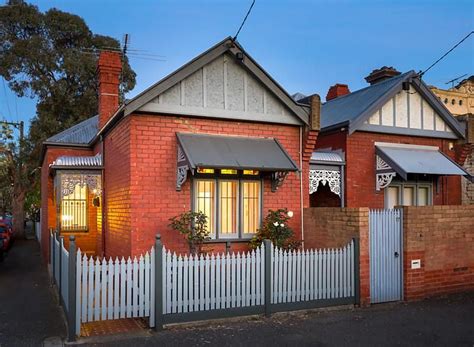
[420,30,474,78]
[233,0,256,41]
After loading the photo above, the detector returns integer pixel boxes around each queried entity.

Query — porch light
[287,210,294,218]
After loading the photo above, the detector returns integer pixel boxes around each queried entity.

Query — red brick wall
[316,130,463,208]
[122,114,305,257]
[40,146,98,261]
[402,205,474,300]
[103,117,132,258]
[303,207,370,306]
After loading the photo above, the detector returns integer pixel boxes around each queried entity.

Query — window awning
[176,133,298,191]
[375,143,471,183]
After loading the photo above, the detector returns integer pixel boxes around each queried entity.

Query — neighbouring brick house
[41,38,320,259]
[297,67,473,209]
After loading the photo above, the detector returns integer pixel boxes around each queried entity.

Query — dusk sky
[1,0,473,131]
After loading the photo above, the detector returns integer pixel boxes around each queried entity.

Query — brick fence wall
[304,205,474,305]
[402,205,474,300]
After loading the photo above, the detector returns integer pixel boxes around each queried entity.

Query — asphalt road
[1,239,473,347]
[85,291,474,347]
[0,239,66,346]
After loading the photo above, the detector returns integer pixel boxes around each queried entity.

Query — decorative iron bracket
[309,169,341,196]
[375,155,396,190]
[271,171,288,192]
[176,145,189,191]
[60,173,102,197]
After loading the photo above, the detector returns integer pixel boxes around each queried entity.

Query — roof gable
[123,37,309,126]
[320,72,465,139]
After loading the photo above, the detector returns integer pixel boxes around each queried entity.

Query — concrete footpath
[0,239,66,346]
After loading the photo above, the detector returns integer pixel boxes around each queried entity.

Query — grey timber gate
[369,209,403,303]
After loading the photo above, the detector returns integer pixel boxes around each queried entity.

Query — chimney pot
[97,51,122,129]
[365,66,401,85]
[326,84,350,101]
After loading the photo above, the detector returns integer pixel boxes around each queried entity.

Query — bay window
[193,169,262,239]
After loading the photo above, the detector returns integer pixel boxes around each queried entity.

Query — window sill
[204,238,254,244]
[60,230,89,234]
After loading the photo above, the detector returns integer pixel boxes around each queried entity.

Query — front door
[369,209,403,303]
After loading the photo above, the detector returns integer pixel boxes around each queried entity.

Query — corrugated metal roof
[46,115,98,144]
[319,72,413,129]
[177,133,298,171]
[375,143,468,179]
[311,151,344,163]
[51,154,102,168]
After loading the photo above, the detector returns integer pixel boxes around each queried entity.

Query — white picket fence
[75,249,155,334]
[50,232,358,338]
[163,246,265,314]
[271,242,354,304]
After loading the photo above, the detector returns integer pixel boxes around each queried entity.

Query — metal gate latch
[394,252,399,258]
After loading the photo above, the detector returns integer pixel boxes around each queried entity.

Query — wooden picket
[48,229,356,337]
[75,249,155,327]
[271,241,355,304]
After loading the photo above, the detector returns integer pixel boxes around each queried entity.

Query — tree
[0,0,136,237]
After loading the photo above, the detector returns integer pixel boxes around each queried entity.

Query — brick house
[299,67,472,209]
[40,38,320,259]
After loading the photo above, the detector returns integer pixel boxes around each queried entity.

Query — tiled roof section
[46,115,99,144]
[51,154,102,168]
[310,151,344,163]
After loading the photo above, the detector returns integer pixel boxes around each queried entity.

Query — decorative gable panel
[138,54,299,125]
[363,84,455,137]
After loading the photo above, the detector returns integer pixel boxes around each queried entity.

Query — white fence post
[67,236,77,342]
[264,239,271,317]
[154,234,163,330]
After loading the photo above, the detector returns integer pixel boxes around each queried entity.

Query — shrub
[169,211,210,254]
[250,208,300,250]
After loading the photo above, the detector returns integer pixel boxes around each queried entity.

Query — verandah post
[353,237,361,307]
[154,234,164,331]
[264,239,271,317]
[67,236,77,342]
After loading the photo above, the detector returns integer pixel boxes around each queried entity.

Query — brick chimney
[97,51,122,129]
[326,84,350,101]
[365,66,401,85]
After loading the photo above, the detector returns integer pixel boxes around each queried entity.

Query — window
[194,172,262,239]
[61,185,88,231]
[384,181,432,208]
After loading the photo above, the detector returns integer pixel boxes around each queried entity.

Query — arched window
[459,100,463,106]
[444,98,448,104]
[451,99,455,105]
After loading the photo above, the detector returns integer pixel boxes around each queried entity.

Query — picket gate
[75,249,155,334]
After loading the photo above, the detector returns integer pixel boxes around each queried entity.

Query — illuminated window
[243,170,259,175]
[61,185,88,231]
[194,180,215,235]
[385,181,432,208]
[219,181,238,237]
[221,169,237,175]
[197,168,215,174]
[243,181,261,234]
[194,178,261,239]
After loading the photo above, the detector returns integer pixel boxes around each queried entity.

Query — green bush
[169,211,210,254]
[250,208,300,250]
